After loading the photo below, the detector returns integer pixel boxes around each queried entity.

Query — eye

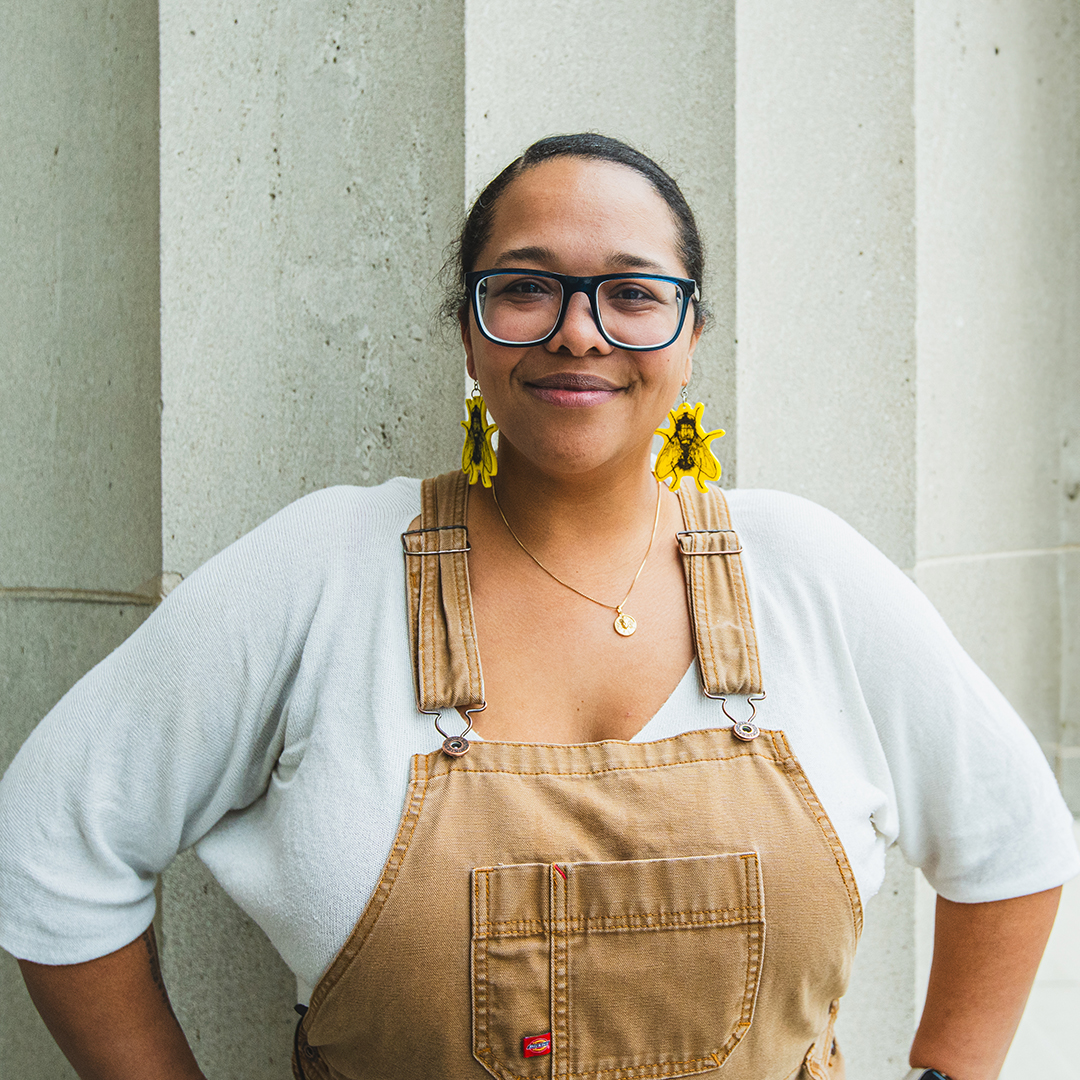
[603,278,670,307]
[507,279,546,295]
[490,275,557,299]
[613,285,652,301]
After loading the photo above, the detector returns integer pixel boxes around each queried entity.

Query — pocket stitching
[473,854,766,1080]
[483,908,762,938]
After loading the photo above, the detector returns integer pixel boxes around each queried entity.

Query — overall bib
[295,473,862,1080]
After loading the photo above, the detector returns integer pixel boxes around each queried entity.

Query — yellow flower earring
[461,382,498,487]
[653,390,724,492]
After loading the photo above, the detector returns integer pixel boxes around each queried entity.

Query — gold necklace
[491,479,662,637]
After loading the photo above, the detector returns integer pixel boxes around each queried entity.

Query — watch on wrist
[904,1070,952,1080]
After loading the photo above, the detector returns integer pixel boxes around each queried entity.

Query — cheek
[469,342,525,403]
[647,347,691,386]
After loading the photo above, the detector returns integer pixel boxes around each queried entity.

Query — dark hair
[442,133,707,329]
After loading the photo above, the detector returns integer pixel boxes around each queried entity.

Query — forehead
[480,157,684,273]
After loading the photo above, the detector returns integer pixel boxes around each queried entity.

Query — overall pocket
[472,852,765,1080]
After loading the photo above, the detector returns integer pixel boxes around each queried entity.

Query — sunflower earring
[461,382,498,487]
[653,387,725,492]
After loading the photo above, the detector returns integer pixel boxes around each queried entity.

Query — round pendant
[442,735,470,757]
[613,611,637,637]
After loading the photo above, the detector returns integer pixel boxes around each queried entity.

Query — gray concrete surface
[735,4,919,1069]
[735,0,917,570]
[159,0,466,576]
[0,2,160,1076]
[0,0,161,593]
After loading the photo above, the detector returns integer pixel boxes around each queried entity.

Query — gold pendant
[614,609,637,637]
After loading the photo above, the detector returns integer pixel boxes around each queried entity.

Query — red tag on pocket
[523,1033,552,1057]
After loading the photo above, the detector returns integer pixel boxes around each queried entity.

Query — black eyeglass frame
[465,268,700,352]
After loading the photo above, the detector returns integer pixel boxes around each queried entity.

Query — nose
[545,290,613,356]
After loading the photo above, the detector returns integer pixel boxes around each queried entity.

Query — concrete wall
[914,0,1080,810]
[0,1,161,1076]
[2,2,1077,1078]
[160,0,466,576]
[737,1,917,569]
[0,2,162,595]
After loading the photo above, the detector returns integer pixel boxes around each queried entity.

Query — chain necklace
[490,478,662,637]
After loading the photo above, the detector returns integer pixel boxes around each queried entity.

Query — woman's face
[462,157,702,480]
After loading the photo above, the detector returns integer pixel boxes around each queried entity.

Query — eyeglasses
[465,269,699,351]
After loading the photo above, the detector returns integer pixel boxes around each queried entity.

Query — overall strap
[401,474,763,713]
[676,485,764,697]
[401,471,485,712]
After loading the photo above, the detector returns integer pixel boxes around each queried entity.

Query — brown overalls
[294,473,862,1080]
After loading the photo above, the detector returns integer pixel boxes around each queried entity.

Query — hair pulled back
[442,133,707,329]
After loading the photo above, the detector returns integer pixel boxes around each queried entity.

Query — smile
[525,372,624,408]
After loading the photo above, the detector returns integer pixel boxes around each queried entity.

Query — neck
[485,441,669,549]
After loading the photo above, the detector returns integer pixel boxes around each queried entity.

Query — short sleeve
[846,547,1079,901]
[0,487,351,963]
[729,489,1079,904]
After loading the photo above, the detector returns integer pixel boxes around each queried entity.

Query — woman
[1,134,1076,1080]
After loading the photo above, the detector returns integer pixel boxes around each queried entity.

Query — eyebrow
[604,251,670,273]
[490,247,672,274]
[490,246,557,267]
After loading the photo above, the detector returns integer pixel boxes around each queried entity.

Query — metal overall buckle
[703,690,766,741]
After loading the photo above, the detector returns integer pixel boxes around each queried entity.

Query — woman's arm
[909,886,1061,1080]
[18,925,206,1080]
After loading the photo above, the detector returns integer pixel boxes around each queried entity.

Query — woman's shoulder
[721,486,899,586]
[262,476,422,538]
[723,486,868,542]
[202,477,423,571]
[719,485,938,653]
[160,477,424,625]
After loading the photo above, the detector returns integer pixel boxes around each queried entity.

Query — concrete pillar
[465,0,738,472]
[157,2,465,1074]
[736,2,917,565]
[914,0,1080,810]
[735,3,917,1075]
[160,2,466,575]
[0,2,161,1077]
[912,3,1080,1067]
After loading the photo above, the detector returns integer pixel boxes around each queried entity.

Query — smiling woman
[0,134,1077,1080]
[460,154,700,491]
[451,152,701,740]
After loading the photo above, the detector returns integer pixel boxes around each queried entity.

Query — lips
[526,372,622,392]
[524,372,623,408]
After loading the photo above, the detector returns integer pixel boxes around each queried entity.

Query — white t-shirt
[0,479,1075,1003]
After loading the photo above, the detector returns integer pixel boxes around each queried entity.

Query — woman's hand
[18,925,206,1080]
[909,886,1061,1080]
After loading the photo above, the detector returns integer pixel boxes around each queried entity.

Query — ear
[460,311,477,381]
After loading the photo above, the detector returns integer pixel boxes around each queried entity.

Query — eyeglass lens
[476,273,685,348]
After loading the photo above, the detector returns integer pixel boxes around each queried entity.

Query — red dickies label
[523,1033,552,1057]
